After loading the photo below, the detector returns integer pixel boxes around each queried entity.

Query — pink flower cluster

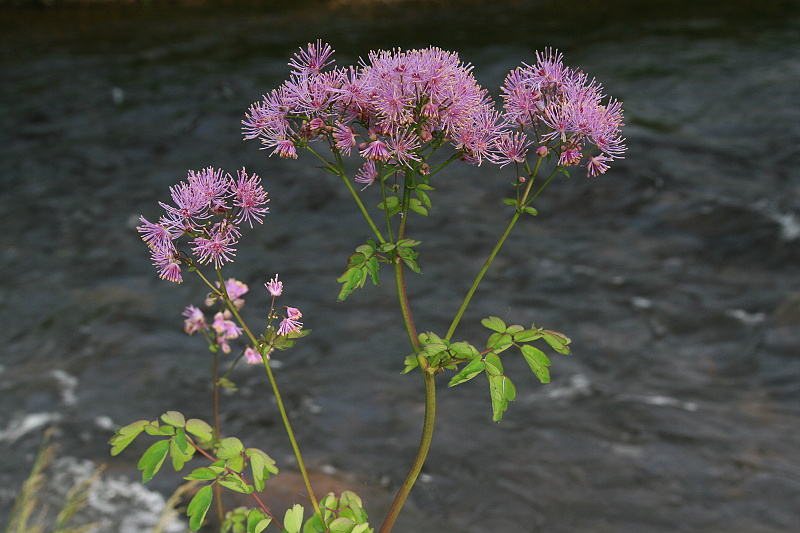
[499,49,626,175]
[243,41,503,177]
[138,167,269,282]
[243,42,625,180]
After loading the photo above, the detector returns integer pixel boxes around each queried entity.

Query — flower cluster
[137,167,269,282]
[244,43,624,180]
[181,278,247,354]
[498,49,626,175]
[180,276,304,363]
[242,41,504,179]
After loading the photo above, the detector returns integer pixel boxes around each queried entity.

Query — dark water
[2,1,800,532]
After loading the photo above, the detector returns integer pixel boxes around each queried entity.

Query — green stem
[214,273,323,520]
[306,145,386,244]
[378,175,435,533]
[444,164,559,341]
[378,366,435,533]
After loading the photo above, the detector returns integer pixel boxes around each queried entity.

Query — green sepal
[161,411,186,427]
[138,439,170,483]
[187,484,213,531]
[284,504,304,533]
[185,418,213,442]
[481,316,507,333]
[109,420,149,456]
[521,344,552,383]
[448,358,485,387]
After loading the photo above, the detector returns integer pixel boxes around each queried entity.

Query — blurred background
[2,1,799,531]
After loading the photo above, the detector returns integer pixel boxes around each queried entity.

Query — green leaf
[513,328,543,343]
[109,420,149,456]
[377,196,400,211]
[185,418,213,442]
[247,509,271,533]
[366,256,380,286]
[219,377,238,392]
[415,188,432,208]
[396,238,421,248]
[284,504,304,533]
[218,476,253,494]
[247,447,278,492]
[169,435,194,471]
[185,467,219,481]
[337,264,366,301]
[448,341,480,359]
[448,358,485,387]
[161,411,185,427]
[489,374,515,422]
[522,206,538,216]
[217,437,245,459]
[521,345,551,383]
[486,332,513,353]
[138,439,170,483]
[144,422,175,436]
[187,484,213,531]
[351,524,371,533]
[502,198,518,207]
[330,517,356,533]
[542,330,572,355]
[505,325,524,335]
[174,426,188,454]
[481,316,507,333]
[408,198,428,215]
[483,353,504,376]
[402,354,419,374]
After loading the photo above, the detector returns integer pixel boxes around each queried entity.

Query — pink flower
[277,307,303,336]
[265,274,283,297]
[150,241,183,283]
[192,221,238,268]
[212,311,242,339]
[492,131,532,167]
[585,154,612,177]
[332,122,357,155]
[182,305,207,334]
[231,168,269,228]
[355,160,378,189]
[244,346,263,364]
[360,139,391,161]
[289,40,335,76]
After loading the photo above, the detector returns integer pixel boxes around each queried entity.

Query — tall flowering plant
[111,42,625,533]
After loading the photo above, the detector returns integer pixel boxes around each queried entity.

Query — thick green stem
[378,176,435,533]
[378,367,435,533]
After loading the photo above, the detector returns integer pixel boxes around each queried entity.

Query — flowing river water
[2,1,800,532]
